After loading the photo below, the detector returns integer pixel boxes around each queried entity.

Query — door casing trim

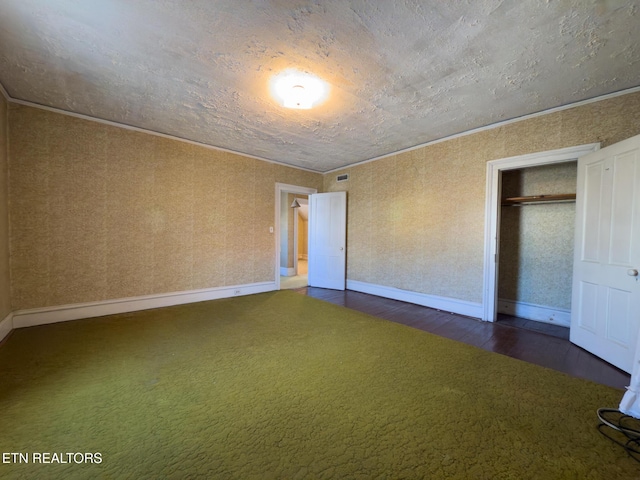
[482,143,600,322]
[275,183,317,289]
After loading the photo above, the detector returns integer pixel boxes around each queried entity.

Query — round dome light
[271,70,329,109]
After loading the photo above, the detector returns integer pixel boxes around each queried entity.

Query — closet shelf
[501,193,576,206]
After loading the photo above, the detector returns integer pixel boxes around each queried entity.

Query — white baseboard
[347,280,483,319]
[497,298,570,327]
[280,267,295,277]
[12,282,277,329]
[0,312,13,342]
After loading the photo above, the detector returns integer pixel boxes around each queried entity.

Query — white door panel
[308,192,347,290]
[571,135,640,373]
[610,151,637,265]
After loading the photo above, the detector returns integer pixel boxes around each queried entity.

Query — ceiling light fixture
[271,70,329,110]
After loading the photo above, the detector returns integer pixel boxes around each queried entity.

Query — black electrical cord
[597,408,640,462]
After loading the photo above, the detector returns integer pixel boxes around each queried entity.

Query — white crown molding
[11,282,276,329]
[324,85,640,174]
[10,98,322,174]
[0,80,321,175]
[347,279,483,319]
[3,79,639,176]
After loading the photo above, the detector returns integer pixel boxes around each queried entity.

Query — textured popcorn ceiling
[0,1,638,172]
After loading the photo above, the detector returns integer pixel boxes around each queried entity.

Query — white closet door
[570,134,640,373]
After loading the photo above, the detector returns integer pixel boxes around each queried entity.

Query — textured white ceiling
[1,1,638,172]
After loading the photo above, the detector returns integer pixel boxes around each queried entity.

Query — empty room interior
[1,1,640,478]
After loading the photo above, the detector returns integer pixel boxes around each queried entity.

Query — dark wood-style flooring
[293,287,631,390]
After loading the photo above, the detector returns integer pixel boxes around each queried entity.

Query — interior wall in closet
[498,161,577,325]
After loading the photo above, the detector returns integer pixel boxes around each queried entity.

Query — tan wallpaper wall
[7,91,640,311]
[9,104,322,310]
[498,163,577,309]
[324,91,640,304]
[0,94,10,319]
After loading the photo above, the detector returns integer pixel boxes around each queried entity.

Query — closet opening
[496,161,577,337]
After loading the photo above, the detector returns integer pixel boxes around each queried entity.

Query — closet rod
[501,193,576,206]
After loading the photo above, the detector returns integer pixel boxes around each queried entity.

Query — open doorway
[274,183,317,290]
[281,195,309,289]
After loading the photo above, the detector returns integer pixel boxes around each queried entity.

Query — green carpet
[0,291,635,478]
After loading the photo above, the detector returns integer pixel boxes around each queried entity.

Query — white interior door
[571,134,640,373]
[308,192,347,290]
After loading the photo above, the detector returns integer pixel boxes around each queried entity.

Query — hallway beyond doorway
[280,260,308,289]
